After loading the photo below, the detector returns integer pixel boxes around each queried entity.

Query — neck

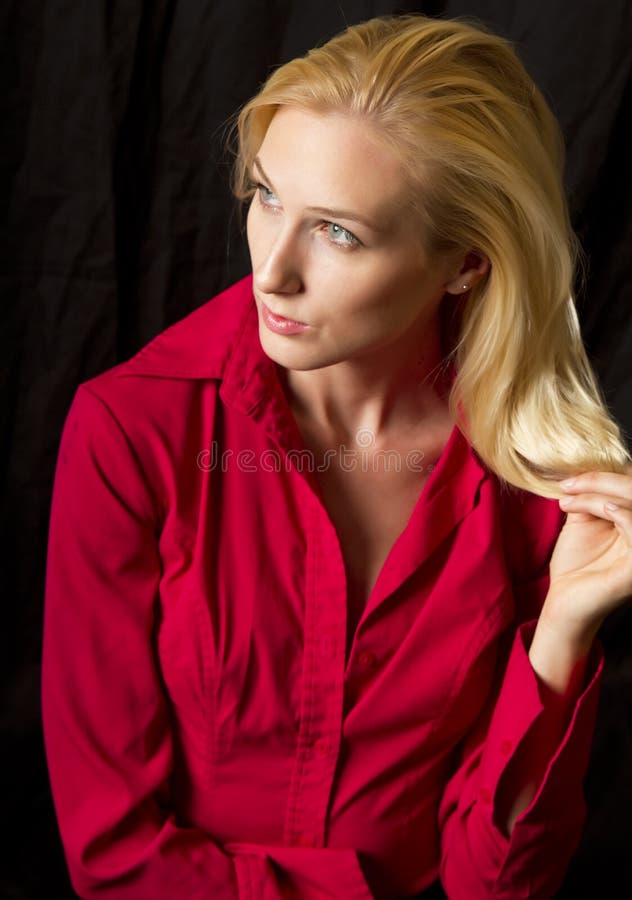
[280,316,452,443]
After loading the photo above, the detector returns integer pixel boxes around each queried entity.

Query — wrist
[529,614,593,699]
[538,590,603,654]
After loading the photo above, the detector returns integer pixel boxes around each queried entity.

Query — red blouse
[42,275,602,899]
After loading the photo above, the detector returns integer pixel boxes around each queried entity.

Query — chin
[258,326,342,372]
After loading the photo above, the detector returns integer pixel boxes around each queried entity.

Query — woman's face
[246,107,461,372]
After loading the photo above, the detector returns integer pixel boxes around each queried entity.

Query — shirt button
[500,739,513,755]
[358,650,377,668]
[313,738,330,757]
[479,787,492,805]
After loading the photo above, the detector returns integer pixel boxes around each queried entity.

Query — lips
[262,303,306,326]
[260,301,311,336]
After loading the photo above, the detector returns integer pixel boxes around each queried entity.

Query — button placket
[282,501,348,848]
[320,634,335,659]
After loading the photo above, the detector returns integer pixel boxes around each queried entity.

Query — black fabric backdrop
[2,1,631,897]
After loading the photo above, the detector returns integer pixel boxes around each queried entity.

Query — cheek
[347,270,439,335]
[344,268,421,317]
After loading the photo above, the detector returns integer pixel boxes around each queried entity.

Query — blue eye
[257,183,280,207]
[326,222,359,248]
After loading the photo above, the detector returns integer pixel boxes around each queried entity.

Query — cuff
[476,619,603,848]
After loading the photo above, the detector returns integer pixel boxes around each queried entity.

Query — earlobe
[444,281,473,296]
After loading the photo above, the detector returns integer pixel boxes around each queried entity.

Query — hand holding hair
[522,466,632,699]
[539,466,632,648]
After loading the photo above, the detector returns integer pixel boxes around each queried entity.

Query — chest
[313,460,429,609]
[293,418,452,651]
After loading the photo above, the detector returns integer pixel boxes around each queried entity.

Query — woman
[42,15,632,900]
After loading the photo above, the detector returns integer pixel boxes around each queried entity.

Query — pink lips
[261,302,310,335]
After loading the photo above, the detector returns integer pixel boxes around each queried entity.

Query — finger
[559,495,632,538]
[559,471,632,501]
[559,491,632,515]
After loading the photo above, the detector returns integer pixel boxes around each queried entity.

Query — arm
[42,385,372,900]
[439,468,632,900]
[42,385,270,898]
[497,467,632,844]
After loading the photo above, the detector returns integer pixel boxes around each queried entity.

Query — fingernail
[560,478,576,490]
[559,496,572,508]
[605,502,619,511]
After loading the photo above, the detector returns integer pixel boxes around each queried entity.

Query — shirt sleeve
[437,572,603,900]
[42,384,372,900]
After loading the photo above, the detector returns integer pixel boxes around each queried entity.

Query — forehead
[256,107,411,222]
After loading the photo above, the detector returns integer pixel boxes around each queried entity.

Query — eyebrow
[252,157,385,232]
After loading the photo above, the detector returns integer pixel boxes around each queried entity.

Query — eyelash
[253,182,361,250]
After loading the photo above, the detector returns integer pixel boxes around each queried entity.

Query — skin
[246,106,632,835]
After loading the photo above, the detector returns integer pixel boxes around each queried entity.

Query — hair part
[231,14,630,497]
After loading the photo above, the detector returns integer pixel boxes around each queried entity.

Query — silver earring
[461,283,469,290]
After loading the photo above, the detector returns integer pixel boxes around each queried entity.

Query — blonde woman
[42,15,632,900]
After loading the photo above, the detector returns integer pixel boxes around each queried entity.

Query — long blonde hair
[231,15,629,496]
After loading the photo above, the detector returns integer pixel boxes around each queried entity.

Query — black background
[2,1,631,897]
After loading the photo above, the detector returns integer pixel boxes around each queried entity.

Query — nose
[254,227,304,297]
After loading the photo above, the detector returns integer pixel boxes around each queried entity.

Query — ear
[444,250,491,296]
